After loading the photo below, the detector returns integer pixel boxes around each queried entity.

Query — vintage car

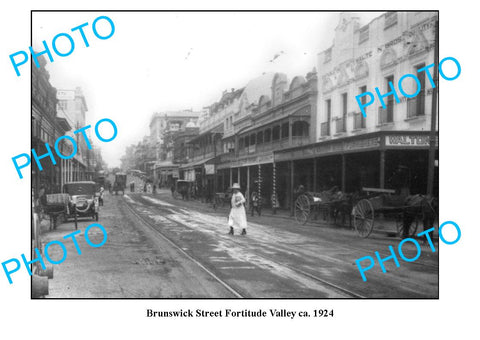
[63,181,99,221]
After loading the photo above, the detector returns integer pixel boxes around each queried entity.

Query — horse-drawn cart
[173,180,195,200]
[113,173,127,195]
[352,188,437,238]
[294,187,350,225]
[43,193,73,230]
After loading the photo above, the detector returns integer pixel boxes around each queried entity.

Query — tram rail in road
[121,197,245,298]
[122,195,365,299]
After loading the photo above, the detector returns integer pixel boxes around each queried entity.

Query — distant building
[179,88,244,197]
[185,70,318,208]
[56,87,95,183]
[149,109,201,155]
[149,110,202,186]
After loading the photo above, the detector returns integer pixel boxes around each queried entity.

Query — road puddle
[141,196,175,207]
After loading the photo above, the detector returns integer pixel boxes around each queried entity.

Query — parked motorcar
[63,181,99,221]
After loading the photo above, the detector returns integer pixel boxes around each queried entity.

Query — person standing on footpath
[228,183,248,235]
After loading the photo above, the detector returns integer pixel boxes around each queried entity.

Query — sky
[32,11,382,168]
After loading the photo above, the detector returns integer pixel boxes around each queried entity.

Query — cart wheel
[294,194,310,225]
[173,191,180,200]
[353,199,374,238]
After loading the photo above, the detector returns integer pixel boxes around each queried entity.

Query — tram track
[124,195,365,298]
[221,236,366,298]
[164,195,438,271]
[121,197,245,299]
[297,227,440,271]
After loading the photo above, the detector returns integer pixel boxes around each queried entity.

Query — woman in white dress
[228,183,248,235]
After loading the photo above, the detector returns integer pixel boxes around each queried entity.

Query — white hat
[232,183,241,189]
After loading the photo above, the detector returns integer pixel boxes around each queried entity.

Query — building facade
[56,87,95,185]
[274,11,438,203]
[183,70,318,209]
[150,110,202,186]
[133,11,438,211]
[180,88,244,198]
[31,57,72,197]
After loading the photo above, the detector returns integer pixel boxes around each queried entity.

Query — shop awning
[179,156,216,170]
[274,131,438,162]
[154,161,178,170]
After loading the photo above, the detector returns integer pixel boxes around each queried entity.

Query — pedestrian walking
[99,186,104,206]
[228,183,247,235]
[250,190,261,216]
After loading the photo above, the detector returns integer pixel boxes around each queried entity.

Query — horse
[401,194,438,237]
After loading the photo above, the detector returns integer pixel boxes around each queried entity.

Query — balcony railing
[378,105,394,124]
[407,94,425,118]
[292,136,310,146]
[321,121,330,136]
[353,112,366,129]
[335,117,346,133]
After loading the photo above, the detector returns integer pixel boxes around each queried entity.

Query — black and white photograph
[29,10,439,299]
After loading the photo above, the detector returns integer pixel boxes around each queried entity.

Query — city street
[42,187,439,298]
[29,11,441,300]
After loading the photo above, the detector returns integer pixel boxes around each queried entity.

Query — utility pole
[426,19,439,197]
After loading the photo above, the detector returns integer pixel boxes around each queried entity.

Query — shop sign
[185,169,195,181]
[224,153,273,168]
[355,50,373,63]
[204,164,215,175]
[57,90,75,100]
[344,137,381,151]
[385,135,438,147]
[275,136,381,161]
